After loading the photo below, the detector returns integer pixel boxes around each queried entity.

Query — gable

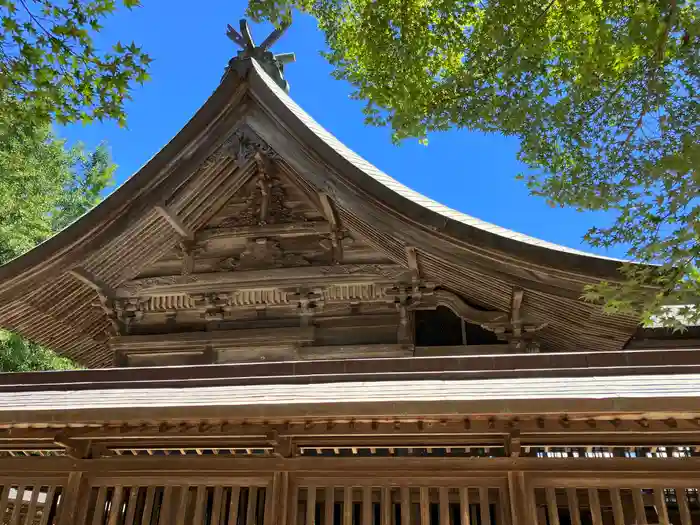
[0,59,641,368]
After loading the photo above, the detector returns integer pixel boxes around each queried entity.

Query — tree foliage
[0,122,115,372]
[0,331,75,372]
[0,0,151,133]
[248,0,700,325]
[0,0,137,371]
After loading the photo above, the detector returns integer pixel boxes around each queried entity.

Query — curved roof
[0,58,640,366]
[249,60,624,263]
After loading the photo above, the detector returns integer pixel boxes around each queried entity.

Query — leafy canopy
[0,0,151,132]
[0,122,115,371]
[0,331,75,372]
[248,0,700,325]
[0,0,141,370]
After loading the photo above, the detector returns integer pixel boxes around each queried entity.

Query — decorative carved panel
[218,239,311,271]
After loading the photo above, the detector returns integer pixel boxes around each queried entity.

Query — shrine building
[0,20,699,525]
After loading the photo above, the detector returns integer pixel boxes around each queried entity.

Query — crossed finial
[225,20,296,92]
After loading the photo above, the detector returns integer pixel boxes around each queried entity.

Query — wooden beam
[198,221,330,241]
[115,264,406,297]
[5,416,700,449]
[154,204,194,241]
[68,268,116,298]
[2,455,700,477]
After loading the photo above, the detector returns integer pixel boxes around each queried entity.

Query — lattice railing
[0,483,64,525]
[1,457,700,524]
[530,481,700,524]
[291,479,510,525]
[82,482,268,525]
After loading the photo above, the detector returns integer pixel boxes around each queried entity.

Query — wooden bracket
[405,246,420,284]
[254,152,274,224]
[69,268,120,336]
[506,430,522,458]
[481,287,547,352]
[266,431,297,458]
[155,204,194,241]
[319,193,344,263]
[54,432,115,459]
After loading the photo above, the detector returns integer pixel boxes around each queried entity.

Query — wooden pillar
[507,472,536,525]
[265,472,290,525]
[56,471,89,525]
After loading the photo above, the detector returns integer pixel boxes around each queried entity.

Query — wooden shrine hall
[1,20,700,525]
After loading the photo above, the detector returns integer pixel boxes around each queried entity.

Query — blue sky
[59,1,623,258]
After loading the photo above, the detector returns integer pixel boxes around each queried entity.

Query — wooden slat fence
[81,481,268,525]
[2,460,700,524]
[530,479,700,525]
[0,483,64,525]
[291,478,510,525]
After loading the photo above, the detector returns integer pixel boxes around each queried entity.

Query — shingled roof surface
[250,61,623,262]
[2,374,698,412]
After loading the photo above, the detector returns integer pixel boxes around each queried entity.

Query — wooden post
[56,471,89,525]
[507,472,535,525]
[265,472,290,525]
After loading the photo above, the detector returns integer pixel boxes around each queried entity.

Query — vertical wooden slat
[362,487,372,525]
[544,488,559,525]
[653,488,670,525]
[142,487,156,525]
[26,485,42,525]
[588,489,602,525]
[108,486,124,525]
[9,484,26,525]
[211,486,224,525]
[419,488,430,525]
[159,486,173,525]
[0,485,11,520]
[459,488,470,525]
[39,486,57,525]
[675,488,692,525]
[124,487,140,525]
[479,488,491,525]
[439,488,450,525]
[192,486,206,525]
[565,489,581,525]
[229,486,241,525]
[247,486,258,525]
[307,487,317,525]
[324,487,334,525]
[288,482,299,525]
[536,506,547,525]
[498,487,510,525]
[609,489,624,525]
[343,487,353,525]
[0,485,11,519]
[91,487,109,525]
[381,488,391,525]
[632,489,648,525]
[175,486,190,525]
[400,488,410,525]
[256,486,266,525]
